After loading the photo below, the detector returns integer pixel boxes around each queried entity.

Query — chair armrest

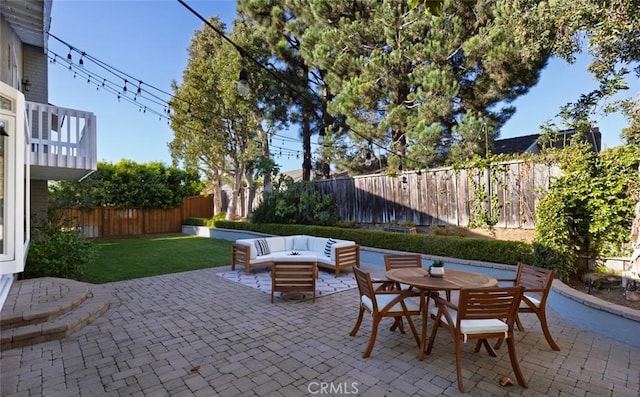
[496,278,516,283]
[432,294,458,310]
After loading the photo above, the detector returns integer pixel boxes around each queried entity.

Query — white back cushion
[308,237,329,253]
[266,237,286,253]
[292,236,309,251]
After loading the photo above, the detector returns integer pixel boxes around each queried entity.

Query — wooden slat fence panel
[314,159,559,229]
[182,195,214,219]
[58,194,211,238]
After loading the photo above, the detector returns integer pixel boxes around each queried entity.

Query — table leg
[418,289,431,361]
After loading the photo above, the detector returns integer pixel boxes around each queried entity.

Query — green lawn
[81,234,232,284]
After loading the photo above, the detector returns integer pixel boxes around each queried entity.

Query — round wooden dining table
[385,267,497,360]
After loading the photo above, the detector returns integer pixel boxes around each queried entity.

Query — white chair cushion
[521,295,540,308]
[460,319,508,342]
[266,237,286,253]
[292,236,308,251]
[362,294,420,313]
[430,306,508,342]
[308,237,329,253]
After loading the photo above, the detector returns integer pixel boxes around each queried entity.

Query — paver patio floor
[1,264,639,396]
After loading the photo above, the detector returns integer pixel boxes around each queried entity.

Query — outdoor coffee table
[386,267,497,360]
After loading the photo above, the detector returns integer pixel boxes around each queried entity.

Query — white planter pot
[430,266,445,277]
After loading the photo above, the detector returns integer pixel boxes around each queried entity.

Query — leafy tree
[169,16,290,217]
[238,0,337,180]
[302,0,556,173]
[170,17,261,218]
[49,160,202,209]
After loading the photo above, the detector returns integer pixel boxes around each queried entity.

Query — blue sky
[48,1,638,173]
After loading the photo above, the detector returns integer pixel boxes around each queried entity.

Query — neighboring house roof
[494,128,602,155]
[493,133,539,155]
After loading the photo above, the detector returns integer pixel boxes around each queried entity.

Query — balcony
[26,101,97,181]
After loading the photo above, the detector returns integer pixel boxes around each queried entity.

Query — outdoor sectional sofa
[232,235,360,277]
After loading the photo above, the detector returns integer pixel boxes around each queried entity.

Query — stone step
[0,278,110,351]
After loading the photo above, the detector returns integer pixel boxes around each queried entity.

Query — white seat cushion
[521,295,540,308]
[362,294,420,313]
[430,306,508,342]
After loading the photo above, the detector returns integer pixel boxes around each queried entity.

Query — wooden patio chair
[350,266,422,358]
[383,254,423,291]
[270,261,317,303]
[426,286,527,393]
[496,262,560,351]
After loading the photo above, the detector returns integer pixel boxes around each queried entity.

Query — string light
[47,31,314,166]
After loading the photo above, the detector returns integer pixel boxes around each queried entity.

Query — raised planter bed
[383,226,417,235]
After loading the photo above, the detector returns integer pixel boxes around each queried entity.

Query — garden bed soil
[565,275,640,311]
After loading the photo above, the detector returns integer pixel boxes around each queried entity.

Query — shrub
[533,143,640,281]
[251,176,338,225]
[24,224,97,280]
[184,217,208,226]
[214,221,532,266]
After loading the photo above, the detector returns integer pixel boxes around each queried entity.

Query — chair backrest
[515,263,555,304]
[457,286,524,325]
[352,266,376,309]
[384,254,422,271]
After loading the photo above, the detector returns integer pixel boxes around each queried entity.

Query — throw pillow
[324,238,337,257]
[255,238,270,256]
[293,237,308,251]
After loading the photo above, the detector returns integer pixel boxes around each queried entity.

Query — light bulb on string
[123,80,128,92]
[236,69,250,96]
[137,81,142,95]
[67,50,72,60]
[79,52,85,66]
[365,151,372,166]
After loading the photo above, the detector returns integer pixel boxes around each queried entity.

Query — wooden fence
[224,159,560,230]
[59,195,214,238]
[314,160,560,229]
[61,160,559,237]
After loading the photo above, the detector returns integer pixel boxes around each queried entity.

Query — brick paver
[1,265,639,396]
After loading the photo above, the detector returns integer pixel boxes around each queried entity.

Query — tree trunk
[212,174,223,215]
[245,168,256,216]
[226,164,244,220]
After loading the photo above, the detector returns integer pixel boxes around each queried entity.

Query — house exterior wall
[22,44,47,103]
[0,13,24,89]
[30,180,48,223]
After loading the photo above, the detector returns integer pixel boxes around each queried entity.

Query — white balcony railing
[26,101,97,181]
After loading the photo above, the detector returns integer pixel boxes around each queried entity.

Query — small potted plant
[429,260,445,277]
